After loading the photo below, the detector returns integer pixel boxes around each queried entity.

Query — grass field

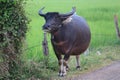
[24,0,120,60]
[22,0,120,79]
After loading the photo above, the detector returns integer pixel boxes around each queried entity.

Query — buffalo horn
[39,7,45,17]
[60,7,76,17]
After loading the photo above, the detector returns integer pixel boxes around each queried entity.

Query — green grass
[21,0,120,79]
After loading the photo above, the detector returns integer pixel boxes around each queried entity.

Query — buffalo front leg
[59,54,70,77]
[76,55,81,70]
[53,52,62,76]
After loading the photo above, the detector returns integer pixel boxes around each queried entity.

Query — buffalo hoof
[66,66,69,71]
[76,66,81,70]
[58,72,66,77]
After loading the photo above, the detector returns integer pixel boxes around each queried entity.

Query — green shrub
[0,0,29,79]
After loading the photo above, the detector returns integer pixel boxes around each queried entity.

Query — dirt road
[71,61,120,80]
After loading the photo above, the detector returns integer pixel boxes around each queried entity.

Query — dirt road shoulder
[71,61,120,80]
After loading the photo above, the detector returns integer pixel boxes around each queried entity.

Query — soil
[70,61,120,80]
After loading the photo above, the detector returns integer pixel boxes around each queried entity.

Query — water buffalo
[39,7,91,76]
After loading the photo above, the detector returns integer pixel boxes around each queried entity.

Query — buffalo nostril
[43,24,51,30]
[47,24,50,28]
[43,26,47,30]
[45,26,48,29]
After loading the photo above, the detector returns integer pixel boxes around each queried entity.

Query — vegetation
[0,0,29,79]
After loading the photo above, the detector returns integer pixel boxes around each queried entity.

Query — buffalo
[39,7,91,76]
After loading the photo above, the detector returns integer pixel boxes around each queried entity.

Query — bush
[0,0,29,79]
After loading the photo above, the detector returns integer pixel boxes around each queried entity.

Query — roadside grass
[20,45,120,79]
[1,0,120,79]
[50,45,120,79]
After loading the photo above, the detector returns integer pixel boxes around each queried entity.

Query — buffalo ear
[59,7,76,21]
[61,16,73,24]
[60,15,72,21]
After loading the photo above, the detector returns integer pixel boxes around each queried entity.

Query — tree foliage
[0,0,29,79]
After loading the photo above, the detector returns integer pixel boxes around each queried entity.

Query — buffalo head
[39,7,76,33]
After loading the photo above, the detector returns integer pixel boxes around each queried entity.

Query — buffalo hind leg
[66,62,69,71]
[76,55,81,70]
